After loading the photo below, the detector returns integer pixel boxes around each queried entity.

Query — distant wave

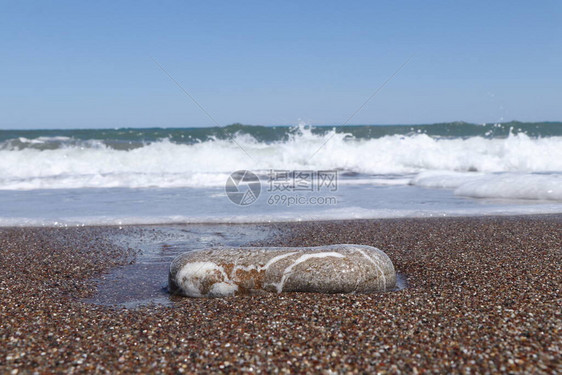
[0,123,561,199]
[1,121,561,151]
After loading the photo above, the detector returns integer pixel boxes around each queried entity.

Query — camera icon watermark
[225,170,261,206]
[226,169,338,206]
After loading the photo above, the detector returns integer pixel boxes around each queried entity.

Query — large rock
[169,245,396,297]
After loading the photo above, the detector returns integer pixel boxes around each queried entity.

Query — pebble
[169,245,396,297]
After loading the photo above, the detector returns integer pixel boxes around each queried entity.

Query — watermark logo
[225,170,261,206]
[225,169,338,206]
[267,170,338,192]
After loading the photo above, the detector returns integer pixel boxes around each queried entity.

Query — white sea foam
[1,130,561,191]
[17,136,72,144]
[1,202,562,228]
[412,171,562,201]
[411,171,485,189]
[454,173,562,201]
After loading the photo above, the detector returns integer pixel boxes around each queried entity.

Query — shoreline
[1,211,561,229]
[1,215,560,373]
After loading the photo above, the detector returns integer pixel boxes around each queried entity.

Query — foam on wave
[0,126,561,202]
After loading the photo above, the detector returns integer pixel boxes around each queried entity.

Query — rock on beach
[168,244,396,297]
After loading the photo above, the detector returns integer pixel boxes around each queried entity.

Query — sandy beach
[1,215,560,373]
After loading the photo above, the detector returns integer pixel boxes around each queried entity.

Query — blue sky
[1,0,561,129]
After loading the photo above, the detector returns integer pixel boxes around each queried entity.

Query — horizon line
[0,119,561,132]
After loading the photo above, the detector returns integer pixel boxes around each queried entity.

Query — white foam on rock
[175,261,235,297]
[231,252,298,275]
[208,282,238,297]
[354,247,387,290]
[268,252,346,293]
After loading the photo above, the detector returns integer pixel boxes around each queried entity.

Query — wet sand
[1,216,560,373]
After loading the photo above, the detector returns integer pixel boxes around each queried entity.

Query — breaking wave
[1,123,561,201]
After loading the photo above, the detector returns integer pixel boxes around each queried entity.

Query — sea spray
[1,123,561,191]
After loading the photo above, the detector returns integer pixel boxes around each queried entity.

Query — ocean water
[1,121,561,226]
